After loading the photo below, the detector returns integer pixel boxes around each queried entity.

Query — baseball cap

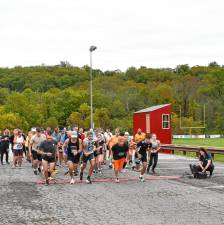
[71,131,78,138]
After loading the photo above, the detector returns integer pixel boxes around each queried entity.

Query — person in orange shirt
[134,128,146,144]
[132,128,145,169]
[108,128,120,168]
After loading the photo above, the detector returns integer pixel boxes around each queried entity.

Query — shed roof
[134,104,170,114]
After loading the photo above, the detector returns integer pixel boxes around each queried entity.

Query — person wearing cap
[80,131,96,184]
[63,131,82,184]
[38,132,57,185]
[111,136,129,183]
[29,127,46,175]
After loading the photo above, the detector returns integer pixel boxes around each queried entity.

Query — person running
[0,129,10,165]
[38,132,57,185]
[63,131,82,184]
[79,128,86,141]
[29,127,46,175]
[111,136,129,183]
[80,131,96,184]
[12,129,25,168]
[94,133,105,174]
[108,128,120,169]
[134,128,146,144]
[147,133,160,174]
[137,133,152,181]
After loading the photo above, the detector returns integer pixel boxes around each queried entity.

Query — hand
[137,153,142,159]
[72,150,78,156]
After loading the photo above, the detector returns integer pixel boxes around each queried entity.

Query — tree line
[0,61,223,134]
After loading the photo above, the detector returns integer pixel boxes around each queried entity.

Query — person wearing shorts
[94,133,105,174]
[80,131,96,184]
[12,129,25,168]
[108,128,120,169]
[137,133,152,182]
[112,136,129,183]
[29,127,46,175]
[63,131,82,184]
[38,132,57,185]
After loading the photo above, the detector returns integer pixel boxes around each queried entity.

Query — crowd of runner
[0,127,214,185]
[0,127,162,185]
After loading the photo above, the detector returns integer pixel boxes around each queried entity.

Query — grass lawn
[172,138,224,162]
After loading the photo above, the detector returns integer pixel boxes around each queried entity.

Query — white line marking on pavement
[204,185,224,189]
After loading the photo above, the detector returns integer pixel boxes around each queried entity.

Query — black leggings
[148,153,158,170]
[1,149,9,163]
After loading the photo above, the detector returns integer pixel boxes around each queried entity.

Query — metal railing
[161,144,224,159]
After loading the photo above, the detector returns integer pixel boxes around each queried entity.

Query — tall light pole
[89,45,97,129]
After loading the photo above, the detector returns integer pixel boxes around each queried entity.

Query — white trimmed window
[162,114,170,129]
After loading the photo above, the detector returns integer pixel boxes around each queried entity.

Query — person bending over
[190,147,214,178]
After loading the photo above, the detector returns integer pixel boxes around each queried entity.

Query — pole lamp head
[89,46,97,52]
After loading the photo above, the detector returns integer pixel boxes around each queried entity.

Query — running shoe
[38,167,41,173]
[64,170,69,176]
[86,176,92,184]
[152,170,156,174]
[34,170,38,175]
[139,176,145,182]
[109,163,113,169]
[45,179,49,186]
[80,172,83,181]
[70,178,75,184]
[115,178,119,183]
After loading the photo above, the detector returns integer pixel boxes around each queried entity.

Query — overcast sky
[0,0,223,71]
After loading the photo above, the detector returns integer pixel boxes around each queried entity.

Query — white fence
[173,134,221,139]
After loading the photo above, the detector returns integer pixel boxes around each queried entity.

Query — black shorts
[135,152,147,163]
[67,154,80,164]
[32,150,42,161]
[140,153,147,163]
[94,150,103,157]
[13,149,23,157]
[82,153,94,163]
[42,157,55,163]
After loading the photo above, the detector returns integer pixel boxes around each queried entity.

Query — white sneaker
[115,178,119,183]
[70,178,75,184]
[139,176,145,182]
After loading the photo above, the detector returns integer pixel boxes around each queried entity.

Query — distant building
[133,104,172,144]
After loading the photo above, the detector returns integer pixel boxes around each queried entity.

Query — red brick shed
[133,104,172,144]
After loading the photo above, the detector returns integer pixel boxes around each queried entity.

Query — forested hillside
[0,61,223,134]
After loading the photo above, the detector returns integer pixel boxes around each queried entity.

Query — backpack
[189,164,207,179]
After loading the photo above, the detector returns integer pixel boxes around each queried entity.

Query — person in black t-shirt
[137,133,152,182]
[38,132,57,185]
[190,147,214,178]
[0,129,10,165]
[94,133,105,174]
[63,131,82,184]
[112,136,129,183]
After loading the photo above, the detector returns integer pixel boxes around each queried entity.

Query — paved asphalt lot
[1,154,224,225]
